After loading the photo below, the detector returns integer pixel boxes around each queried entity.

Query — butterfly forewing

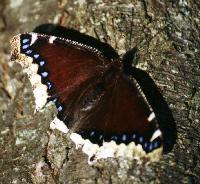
[20,34,113,125]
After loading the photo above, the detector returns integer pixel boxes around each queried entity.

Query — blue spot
[25,50,32,54]
[132,134,136,139]
[80,130,84,135]
[148,143,153,151]
[111,135,117,141]
[57,105,63,112]
[52,98,58,103]
[144,142,148,149]
[154,141,158,148]
[39,61,45,66]
[99,134,103,140]
[34,54,39,59]
[139,137,143,143]
[122,134,127,142]
[22,39,29,44]
[47,81,53,89]
[22,44,29,50]
[41,71,48,77]
[90,131,95,136]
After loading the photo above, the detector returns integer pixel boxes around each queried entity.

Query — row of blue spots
[21,36,64,116]
[21,37,31,50]
[79,130,161,152]
[21,37,51,88]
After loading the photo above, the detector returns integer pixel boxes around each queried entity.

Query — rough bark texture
[0,0,200,183]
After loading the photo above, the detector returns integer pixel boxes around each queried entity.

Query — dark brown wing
[75,72,162,153]
[16,33,112,128]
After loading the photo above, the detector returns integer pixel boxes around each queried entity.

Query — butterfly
[10,27,162,164]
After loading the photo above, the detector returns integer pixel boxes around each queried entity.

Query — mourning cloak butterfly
[10,30,162,163]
